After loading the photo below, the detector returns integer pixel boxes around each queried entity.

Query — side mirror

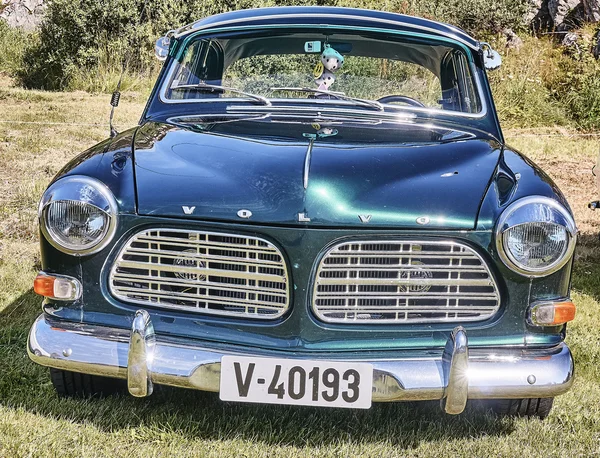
[155,31,176,61]
[480,42,502,70]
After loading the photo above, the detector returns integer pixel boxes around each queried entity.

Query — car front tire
[484,397,554,419]
[50,368,126,398]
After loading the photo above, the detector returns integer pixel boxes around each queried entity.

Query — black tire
[484,398,554,419]
[50,368,126,398]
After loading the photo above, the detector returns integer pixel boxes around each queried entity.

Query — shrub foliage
[17,0,530,90]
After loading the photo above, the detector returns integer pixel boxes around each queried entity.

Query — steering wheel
[377,95,426,107]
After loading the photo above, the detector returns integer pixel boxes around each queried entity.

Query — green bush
[487,36,568,128]
[18,0,531,91]
[0,20,28,76]
[18,0,274,90]
[545,29,600,130]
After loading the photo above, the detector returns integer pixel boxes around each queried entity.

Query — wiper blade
[171,83,271,106]
[270,87,384,111]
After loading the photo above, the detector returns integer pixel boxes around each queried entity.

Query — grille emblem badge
[237,209,252,219]
[182,206,196,215]
[358,214,372,223]
[173,249,206,281]
[298,212,311,222]
[399,261,432,293]
[416,216,430,225]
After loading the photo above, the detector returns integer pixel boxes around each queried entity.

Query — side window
[440,51,481,113]
[169,40,224,99]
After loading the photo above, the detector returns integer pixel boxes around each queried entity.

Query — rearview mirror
[155,31,176,61]
[480,42,502,70]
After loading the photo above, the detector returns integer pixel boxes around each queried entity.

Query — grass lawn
[1,76,599,457]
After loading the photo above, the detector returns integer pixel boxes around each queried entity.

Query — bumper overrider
[28,310,574,414]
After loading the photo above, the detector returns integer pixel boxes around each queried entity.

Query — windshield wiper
[270,87,384,111]
[170,83,271,106]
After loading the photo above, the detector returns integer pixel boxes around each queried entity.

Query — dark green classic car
[28,7,577,418]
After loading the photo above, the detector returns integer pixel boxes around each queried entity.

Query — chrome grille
[313,240,500,323]
[109,229,289,319]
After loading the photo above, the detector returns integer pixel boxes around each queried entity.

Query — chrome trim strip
[312,239,501,324]
[28,314,575,406]
[109,228,290,319]
[303,137,314,190]
[173,12,480,50]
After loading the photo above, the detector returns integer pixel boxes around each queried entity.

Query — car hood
[133,118,501,229]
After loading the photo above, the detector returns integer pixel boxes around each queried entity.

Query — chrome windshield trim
[173,12,480,51]
[158,25,489,120]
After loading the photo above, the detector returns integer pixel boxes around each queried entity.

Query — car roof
[174,7,480,51]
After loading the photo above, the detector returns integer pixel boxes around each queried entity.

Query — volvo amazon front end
[28,7,576,418]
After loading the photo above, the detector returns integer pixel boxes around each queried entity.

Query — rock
[559,4,586,33]
[530,0,553,32]
[503,28,524,49]
[0,0,45,31]
[526,0,545,23]
[594,31,600,58]
[561,31,579,47]
[583,0,600,22]
[547,0,580,28]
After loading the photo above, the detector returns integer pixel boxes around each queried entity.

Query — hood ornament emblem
[182,206,196,215]
[298,212,311,222]
[237,209,252,219]
[358,214,372,223]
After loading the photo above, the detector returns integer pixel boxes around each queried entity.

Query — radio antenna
[108,0,149,138]
[109,77,122,138]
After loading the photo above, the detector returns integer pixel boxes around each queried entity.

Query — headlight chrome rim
[495,196,577,277]
[39,176,118,256]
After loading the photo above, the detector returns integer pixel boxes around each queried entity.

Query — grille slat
[134,235,278,253]
[313,240,500,324]
[316,278,493,286]
[111,273,287,296]
[124,248,285,267]
[116,260,285,283]
[109,229,289,319]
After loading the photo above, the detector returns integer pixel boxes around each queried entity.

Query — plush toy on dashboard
[313,45,344,91]
[321,45,344,71]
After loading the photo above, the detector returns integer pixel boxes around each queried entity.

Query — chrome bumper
[28,311,574,414]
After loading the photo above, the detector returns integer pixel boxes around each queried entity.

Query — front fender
[52,127,139,214]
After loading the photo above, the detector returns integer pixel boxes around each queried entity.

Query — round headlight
[495,196,577,277]
[39,176,118,255]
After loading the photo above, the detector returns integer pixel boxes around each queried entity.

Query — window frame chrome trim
[158,24,489,120]
[173,12,480,51]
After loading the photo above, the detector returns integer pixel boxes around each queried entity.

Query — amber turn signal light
[33,272,81,301]
[529,300,576,326]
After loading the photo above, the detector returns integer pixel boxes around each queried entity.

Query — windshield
[162,30,483,115]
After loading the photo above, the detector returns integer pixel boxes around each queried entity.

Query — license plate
[219,355,373,409]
